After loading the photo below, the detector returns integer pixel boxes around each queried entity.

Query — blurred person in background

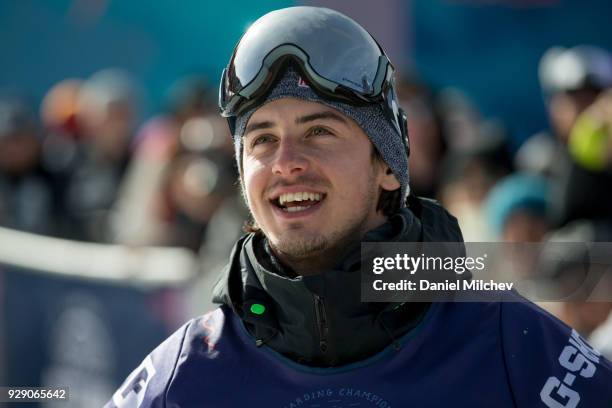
[436,87,483,151]
[551,87,612,225]
[484,173,550,243]
[58,68,139,242]
[435,89,513,242]
[395,76,447,198]
[516,45,612,177]
[0,96,57,234]
[539,46,612,146]
[40,79,83,158]
[38,79,87,238]
[481,173,551,290]
[160,143,238,251]
[110,76,244,251]
[107,7,612,408]
[439,119,513,241]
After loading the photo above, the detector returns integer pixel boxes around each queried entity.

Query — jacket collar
[212,202,463,366]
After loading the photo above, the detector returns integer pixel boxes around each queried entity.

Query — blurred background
[2,0,612,405]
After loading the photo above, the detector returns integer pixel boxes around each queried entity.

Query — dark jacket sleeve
[501,298,612,408]
[104,320,193,408]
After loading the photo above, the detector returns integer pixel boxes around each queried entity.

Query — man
[107,7,612,407]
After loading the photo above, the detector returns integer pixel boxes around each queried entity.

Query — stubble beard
[266,172,380,274]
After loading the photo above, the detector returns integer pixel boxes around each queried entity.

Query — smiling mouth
[270,191,326,213]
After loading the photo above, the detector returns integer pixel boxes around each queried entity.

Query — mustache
[265,174,331,195]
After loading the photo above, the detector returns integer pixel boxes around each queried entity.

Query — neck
[271,244,349,276]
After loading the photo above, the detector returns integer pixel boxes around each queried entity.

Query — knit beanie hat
[232,66,410,206]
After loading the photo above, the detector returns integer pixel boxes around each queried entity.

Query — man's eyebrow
[244,120,275,135]
[244,111,346,135]
[296,111,348,125]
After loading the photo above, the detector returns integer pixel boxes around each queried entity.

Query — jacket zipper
[313,294,329,354]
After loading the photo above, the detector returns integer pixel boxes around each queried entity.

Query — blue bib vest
[107,294,612,408]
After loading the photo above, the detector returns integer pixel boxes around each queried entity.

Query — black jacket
[212,198,464,366]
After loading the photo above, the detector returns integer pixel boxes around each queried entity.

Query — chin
[271,232,329,259]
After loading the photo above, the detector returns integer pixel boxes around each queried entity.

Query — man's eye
[252,135,274,146]
[310,126,332,137]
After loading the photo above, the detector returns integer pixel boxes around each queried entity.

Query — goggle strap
[399,108,410,157]
[227,116,236,138]
[219,68,228,113]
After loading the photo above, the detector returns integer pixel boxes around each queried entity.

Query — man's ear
[380,165,401,191]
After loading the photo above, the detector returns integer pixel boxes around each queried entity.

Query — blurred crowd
[404,45,612,357]
[1,45,612,359]
[0,70,246,251]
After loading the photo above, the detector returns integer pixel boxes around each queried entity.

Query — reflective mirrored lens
[230,7,384,96]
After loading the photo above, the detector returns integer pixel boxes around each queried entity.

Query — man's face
[242,98,399,261]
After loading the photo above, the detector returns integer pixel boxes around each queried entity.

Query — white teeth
[278,192,323,205]
[285,206,308,212]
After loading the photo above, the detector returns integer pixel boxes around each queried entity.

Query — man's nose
[271,139,309,176]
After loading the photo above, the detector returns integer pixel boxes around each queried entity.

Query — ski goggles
[218,7,408,146]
